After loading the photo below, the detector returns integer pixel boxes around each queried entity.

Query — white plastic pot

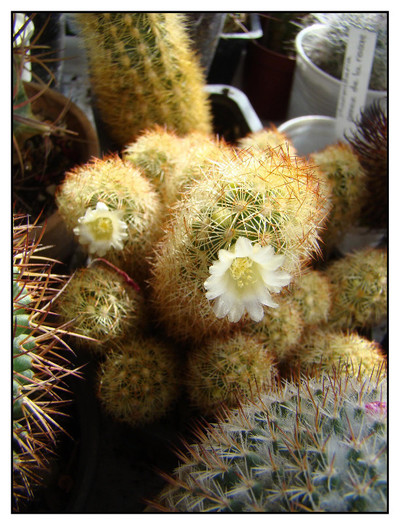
[278,115,341,157]
[287,24,386,119]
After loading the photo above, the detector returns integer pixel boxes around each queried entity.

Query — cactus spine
[149,365,387,512]
[74,13,212,148]
[13,214,80,510]
[237,125,297,156]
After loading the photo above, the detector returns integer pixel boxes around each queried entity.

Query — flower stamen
[230,257,257,288]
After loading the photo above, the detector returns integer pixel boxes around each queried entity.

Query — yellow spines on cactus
[150,146,328,342]
[326,247,387,330]
[290,327,386,377]
[185,332,277,415]
[56,263,144,353]
[56,155,162,279]
[311,142,367,246]
[97,336,180,426]
[245,295,304,362]
[123,127,232,207]
[237,124,297,156]
[290,270,333,325]
[74,13,212,148]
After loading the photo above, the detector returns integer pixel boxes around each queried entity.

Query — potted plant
[242,12,306,121]
[287,12,387,118]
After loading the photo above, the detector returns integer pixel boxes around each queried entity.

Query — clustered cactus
[149,364,387,512]
[13,214,80,510]
[12,10,387,512]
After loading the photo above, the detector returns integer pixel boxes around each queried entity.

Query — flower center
[230,257,257,288]
[89,217,113,240]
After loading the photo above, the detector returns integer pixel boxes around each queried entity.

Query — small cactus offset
[123,127,232,207]
[326,247,387,331]
[56,155,162,279]
[149,365,387,512]
[74,13,212,148]
[97,336,181,426]
[311,142,367,247]
[237,125,297,156]
[289,327,386,377]
[13,214,80,510]
[150,146,327,342]
[245,295,304,362]
[290,270,333,326]
[185,332,277,415]
[56,262,145,354]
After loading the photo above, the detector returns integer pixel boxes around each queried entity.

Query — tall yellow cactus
[74,13,212,148]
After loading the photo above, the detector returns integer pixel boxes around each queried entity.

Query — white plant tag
[335,27,377,138]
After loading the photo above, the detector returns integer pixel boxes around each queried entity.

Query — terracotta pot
[22,82,100,263]
[243,40,296,121]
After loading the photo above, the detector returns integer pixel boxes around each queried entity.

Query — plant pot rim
[220,13,263,40]
[250,38,296,62]
[296,23,386,95]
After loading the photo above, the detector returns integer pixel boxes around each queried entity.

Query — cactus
[326,247,387,331]
[149,364,387,512]
[346,100,388,229]
[185,332,277,416]
[123,127,232,207]
[237,125,297,156]
[56,262,144,354]
[13,214,80,510]
[290,270,333,326]
[289,327,386,377]
[245,295,304,362]
[96,335,180,426]
[302,13,387,91]
[56,155,162,279]
[310,142,367,247]
[74,13,212,148]
[149,146,328,342]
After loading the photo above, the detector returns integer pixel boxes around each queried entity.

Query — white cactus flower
[204,237,291,323]
[73,202,128,257]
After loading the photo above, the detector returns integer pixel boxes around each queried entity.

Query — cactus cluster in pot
[12,10,387,512]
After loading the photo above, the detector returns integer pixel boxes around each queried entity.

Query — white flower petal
[204,237,291,323]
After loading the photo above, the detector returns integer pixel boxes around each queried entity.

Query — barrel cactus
[149,364,387,512]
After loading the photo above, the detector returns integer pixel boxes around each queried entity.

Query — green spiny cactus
[149,364,387,512]
[289,327,386,377]
[237,125,297,156]
[13,214,80,510]
[123,126,233,207]
[149,146,328,342]
[56,155,162,279]
[290,270,333,326]
[96,335,180,426]
[347,100,388,229]
[326,247,387,330]
[56,262,144,353]
[74,13,212,148]
[185,332,277,415]
[311,142,367,247]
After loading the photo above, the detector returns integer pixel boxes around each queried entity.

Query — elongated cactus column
[74,13,212,148]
